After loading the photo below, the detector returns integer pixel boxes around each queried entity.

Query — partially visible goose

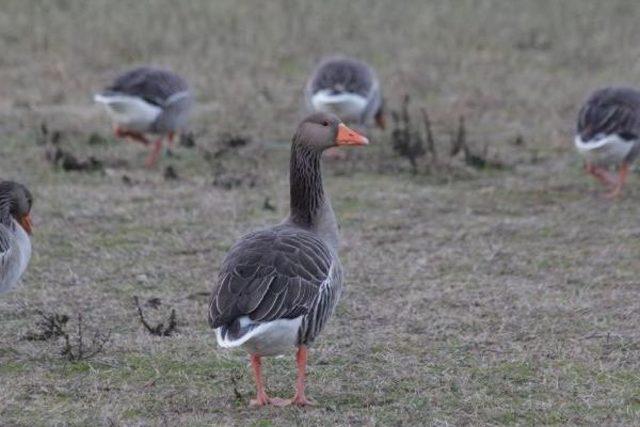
[208,112,368,407]
[0,181,33,294]
[576,87,640,198]
[305,56,385,131]
[94,67,193,167]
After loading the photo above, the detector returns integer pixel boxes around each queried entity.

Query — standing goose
[208,113,368,407]
[575,87,640,198]
[94,67,193,167]
[0,181,33,294]
[305,56,385,131]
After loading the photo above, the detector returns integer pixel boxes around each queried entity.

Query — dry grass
[2,0,640,425]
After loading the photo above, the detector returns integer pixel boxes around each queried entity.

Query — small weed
[390,95,508,173]
[133,296,178,337]
[23,310,70,341]
[60,313,111,362]
[164,165,179,180]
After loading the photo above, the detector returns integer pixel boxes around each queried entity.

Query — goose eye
[322,121,329,127]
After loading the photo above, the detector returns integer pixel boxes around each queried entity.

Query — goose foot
[115,127,150,146]
[249,392,269,407]
[248,354,289,408]
[249,396,291,407]
[266,397,292,407]
[290,395,316,406]
[602,162,629,200]
[585,162,617,188]
[144,137,164,168]
[287,345,315,406]
[255,395,314,407]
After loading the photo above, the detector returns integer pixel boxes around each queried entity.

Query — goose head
[0,181,33,235]
[294,112,369,151]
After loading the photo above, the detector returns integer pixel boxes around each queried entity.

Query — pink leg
[115,127,150,146]
[290,346,314,406]
[249,354,269,407]
[144,137,163,168]
[604,162,630,199]
[585,162,617,188]
[248,354,288,407]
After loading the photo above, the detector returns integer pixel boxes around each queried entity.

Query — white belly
[94,93,162,131]
[216,316,302,357]
[310,90,368,123]
[575,134,634,165]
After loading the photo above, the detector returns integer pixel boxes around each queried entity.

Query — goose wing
[308,57,375,97]
[0,224,19,294]
[578,87,640,141]
[208,226,335,328]
[105,67,189,107]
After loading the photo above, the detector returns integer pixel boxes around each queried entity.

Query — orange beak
[20,213,32,235]
[336,123,369,146]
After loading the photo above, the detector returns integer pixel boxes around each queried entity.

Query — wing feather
[208,225,334,328]
[578,87,640,141]
[106,67,189,106]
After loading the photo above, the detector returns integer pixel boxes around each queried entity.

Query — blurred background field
[2,1,640,425]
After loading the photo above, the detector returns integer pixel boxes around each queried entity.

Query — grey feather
[577,87,640,141]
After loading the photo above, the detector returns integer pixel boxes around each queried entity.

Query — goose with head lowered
[0,181,33,294]
[94,67,193,167]
[305,56,385,131]
[575,87,640,198]
[208,112,368,407]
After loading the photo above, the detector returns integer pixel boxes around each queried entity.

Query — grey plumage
[305,56,383,127]
[209,113,349,353]
[209,225,342,346]
[0,181,32,294]
[208,113,368,406]
[96,67,193,134]
[578,87,640,140]
[308,57,375,97]
[577,86,640,165]
[104,67,189,107]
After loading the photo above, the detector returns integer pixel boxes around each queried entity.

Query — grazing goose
[0,181,33,294]
[208,112,368,407]
[305,56,385,131]
[576,87,640,198]
[94,67,193,167]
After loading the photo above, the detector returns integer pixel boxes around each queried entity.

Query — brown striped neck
[288,143,339,248]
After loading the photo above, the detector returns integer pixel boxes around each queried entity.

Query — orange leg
[290,345,314,406]
[114,127,150,146]
[249,354,269,406]
[248,354,288,407]
[167,131,175,149]
[604,162,630,199]
[585,162,617,188]
[144,137,164,168]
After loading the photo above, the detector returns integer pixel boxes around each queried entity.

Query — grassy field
[2,0,640,425]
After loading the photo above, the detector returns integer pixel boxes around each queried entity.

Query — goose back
[106,67,189,106]
[208,224,342,348]
[576,87,640,165]
[97,67,193,133]
[305,56,382,126]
